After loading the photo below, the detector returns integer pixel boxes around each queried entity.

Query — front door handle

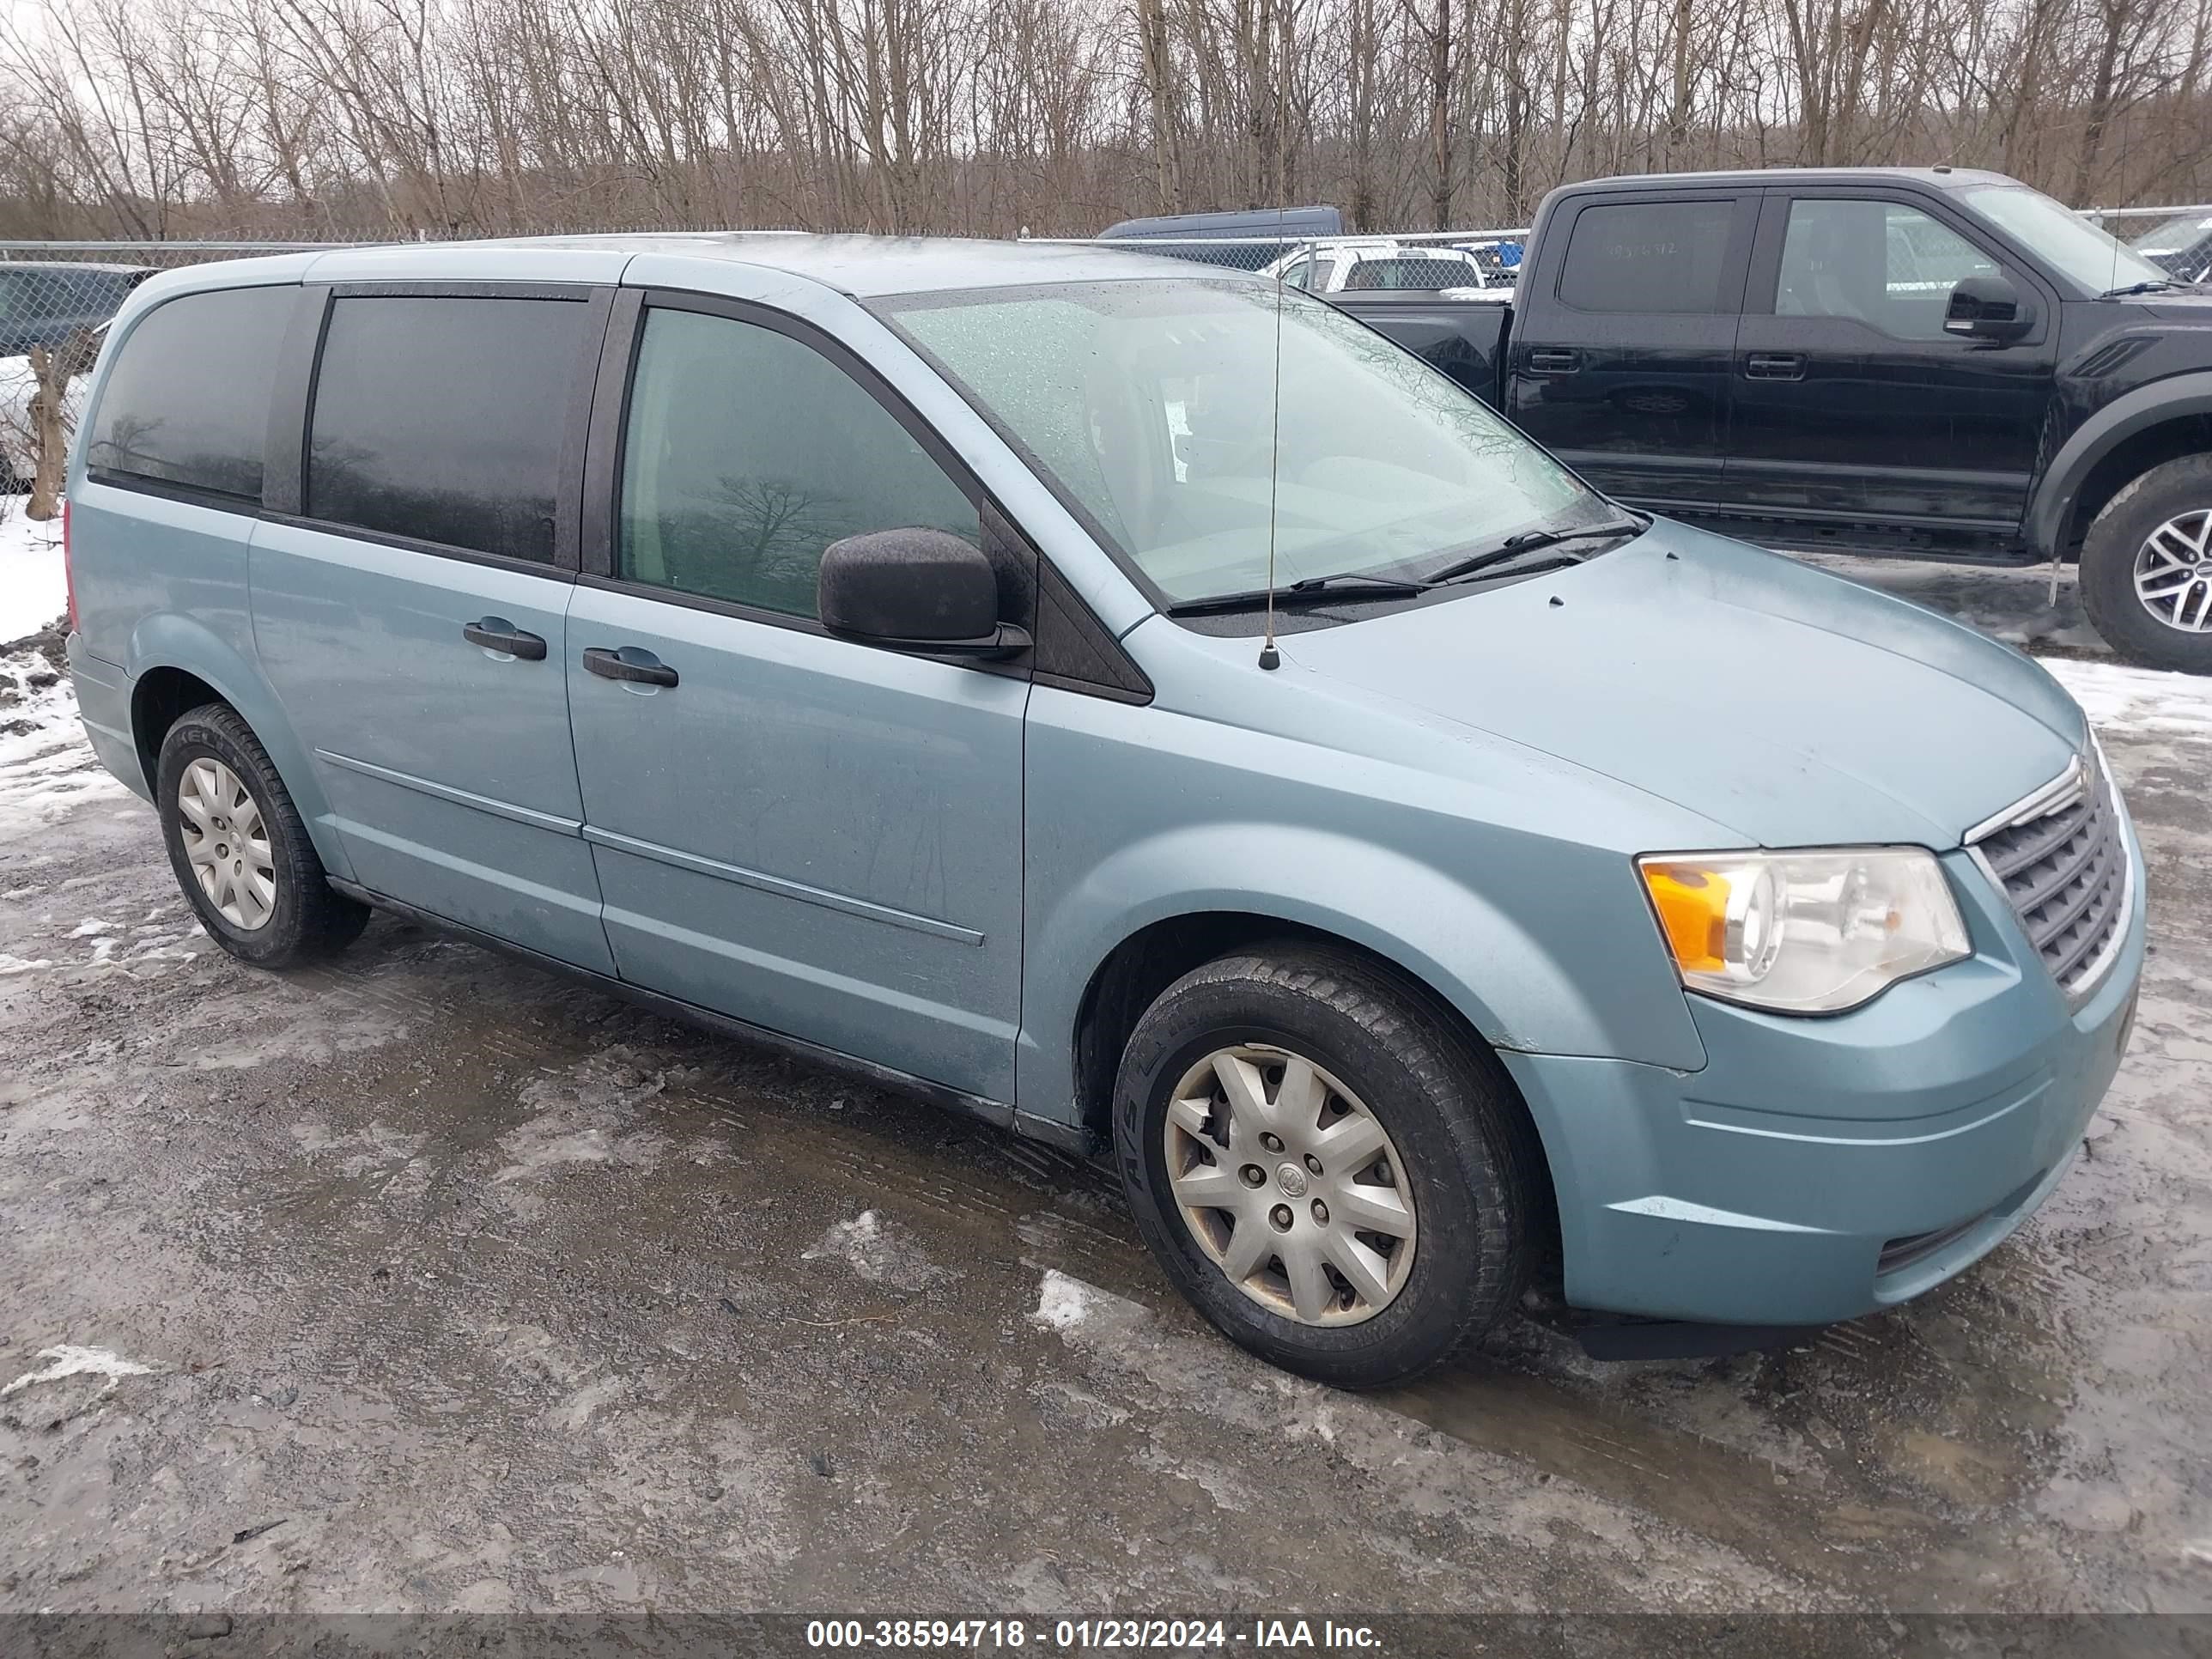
[582,646,679,688]
[462,618,547,660]
[1528,347,1582,374]
[1743,352,1807,381]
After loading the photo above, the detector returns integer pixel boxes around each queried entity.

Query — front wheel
[2080,453,2212,672]
[1112,945,1536,1389]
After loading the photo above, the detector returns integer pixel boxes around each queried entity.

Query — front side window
[307,295,592,564]
[617,307,975,618]
[87,285,295,502]
[1775,198,1999,341]
[1557,199,1738,313]
[884,278,1598,605]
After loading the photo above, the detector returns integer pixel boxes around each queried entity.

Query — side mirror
[1944,273,2034,342]
[817,527,1029,659]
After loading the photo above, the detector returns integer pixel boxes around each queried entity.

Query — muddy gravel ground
[3,593,2210,1626]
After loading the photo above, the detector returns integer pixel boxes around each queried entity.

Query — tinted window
[1558,200,1737,313]
[618,308,975,617]
[1777,199,1998,340]
[307,295,591,563]
[86,285,293,501]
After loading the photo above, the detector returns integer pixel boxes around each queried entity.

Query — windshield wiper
[1164,573,1435,617]
[1423,515,1647,585]
[2101,280,2175,297]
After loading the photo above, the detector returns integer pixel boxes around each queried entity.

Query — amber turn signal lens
[1640,862,1729,974]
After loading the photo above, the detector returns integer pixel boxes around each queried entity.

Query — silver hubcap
[177,757,276,931]
[2133,508,2212,633]
[1163,1043,1417,1327]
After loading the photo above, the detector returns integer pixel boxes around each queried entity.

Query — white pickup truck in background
[1262,239,1513,295]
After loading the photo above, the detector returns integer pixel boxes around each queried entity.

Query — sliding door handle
[462,618,547,660]
[582,646,678,688]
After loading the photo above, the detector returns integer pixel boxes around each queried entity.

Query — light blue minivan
[64,235,2143,1385]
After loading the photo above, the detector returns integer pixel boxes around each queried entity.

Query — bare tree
[0,0,2208,249]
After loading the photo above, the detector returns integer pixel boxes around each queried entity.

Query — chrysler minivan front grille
[1966,750,2129,1001]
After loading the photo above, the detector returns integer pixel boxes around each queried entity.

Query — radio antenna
[1258,204,1287,672]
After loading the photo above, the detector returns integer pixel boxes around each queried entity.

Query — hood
[1283,521,2087,849]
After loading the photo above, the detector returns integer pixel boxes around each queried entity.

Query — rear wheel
[1113,944,1534,1389]
[155,702,369,968]
[2080,453,2212,672]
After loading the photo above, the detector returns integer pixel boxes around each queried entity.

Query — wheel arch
[124,615,356,883]
[2028,374,2212,559]
[1068,908,1566,1286]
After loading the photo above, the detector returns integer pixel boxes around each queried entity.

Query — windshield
[1960,185,2171,292]
[883,278,1598,605]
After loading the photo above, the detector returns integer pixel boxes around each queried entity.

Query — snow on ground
[0,496,67,644]
[2045,658,2212,741]
[0,537,125,830]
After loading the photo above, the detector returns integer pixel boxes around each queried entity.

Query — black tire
[155,702,370,968]
[1112,944,1537,1389]
[2079,453,2212,672]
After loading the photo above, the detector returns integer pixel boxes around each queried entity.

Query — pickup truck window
[1558,199,1735,313]
[1960,184,2168,294]
[886,277,1594,606]
[1776,199,1996,341]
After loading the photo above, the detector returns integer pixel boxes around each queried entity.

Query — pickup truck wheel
[1112,945,1533,1389]
[2081,454,2212,672]
[155,702,370,968]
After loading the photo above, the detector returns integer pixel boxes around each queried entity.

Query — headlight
[1638,848,1971,1014]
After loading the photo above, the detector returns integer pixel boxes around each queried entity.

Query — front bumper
[1503,841,2145,1328]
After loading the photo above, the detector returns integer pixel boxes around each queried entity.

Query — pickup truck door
[1720,189,2057,541]
[1505,191,1757,511]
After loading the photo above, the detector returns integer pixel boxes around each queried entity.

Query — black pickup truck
[1331,168,2212,671]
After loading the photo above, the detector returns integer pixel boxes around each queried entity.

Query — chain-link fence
[3,201,2205,505]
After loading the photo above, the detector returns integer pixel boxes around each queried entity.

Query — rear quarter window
[1557,199,1737,313]
[86,284,296,502]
